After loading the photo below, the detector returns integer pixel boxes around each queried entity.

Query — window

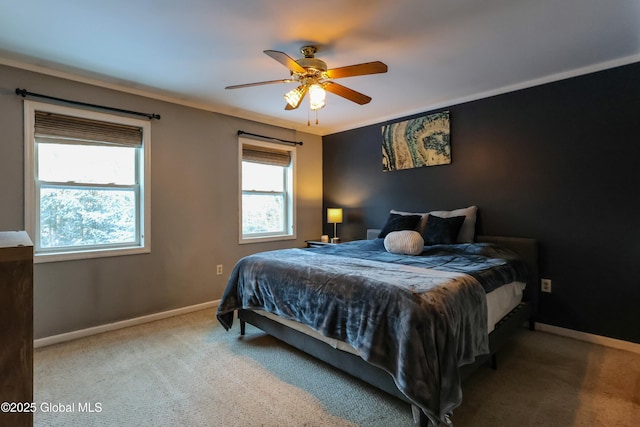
[24,101,151,262]
[239,137,295,243]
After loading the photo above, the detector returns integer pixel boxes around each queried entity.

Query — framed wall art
[381,111,450,171]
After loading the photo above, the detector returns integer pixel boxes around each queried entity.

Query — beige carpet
[34,308,640,427]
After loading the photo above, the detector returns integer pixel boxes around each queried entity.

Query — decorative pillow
[390,209,429,234]
[422,214,466,245]
[389,205,478,242]
[384,230,424,255]
[428,206,478,243]
[378,213,422,238]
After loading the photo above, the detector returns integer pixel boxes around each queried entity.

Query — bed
[216,209,538,426]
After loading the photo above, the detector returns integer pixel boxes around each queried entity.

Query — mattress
[251,281,525,356]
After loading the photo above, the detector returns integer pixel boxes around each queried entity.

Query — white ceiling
[1,0,638,136]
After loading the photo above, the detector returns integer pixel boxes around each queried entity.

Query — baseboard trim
[34,300,219,349]
[35,307,640,354]
[535,322,640,355]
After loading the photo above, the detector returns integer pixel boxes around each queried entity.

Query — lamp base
[330,237,341,244]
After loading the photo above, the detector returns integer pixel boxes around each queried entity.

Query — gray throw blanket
[217,239,528,425]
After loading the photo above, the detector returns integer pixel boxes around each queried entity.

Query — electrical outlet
[216,264,223,275]
[541,278,552,293]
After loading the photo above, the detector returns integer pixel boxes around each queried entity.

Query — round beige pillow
[383,230,424,255]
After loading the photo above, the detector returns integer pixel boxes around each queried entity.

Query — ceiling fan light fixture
[309,83,326,111]
[228,46,388,123]
[284,86,305,108]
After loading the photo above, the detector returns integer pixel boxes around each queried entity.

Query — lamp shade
[309,83,326,111]
[327,208,343,224]
[284,85,305,109]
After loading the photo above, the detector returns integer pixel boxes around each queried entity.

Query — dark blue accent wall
[322,62,640,344]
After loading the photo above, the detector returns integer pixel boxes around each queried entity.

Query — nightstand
[305,240,338,248]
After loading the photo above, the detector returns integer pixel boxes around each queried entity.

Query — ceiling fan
[225,46,388,119]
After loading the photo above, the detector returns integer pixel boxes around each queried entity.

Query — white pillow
[384,230,424,255]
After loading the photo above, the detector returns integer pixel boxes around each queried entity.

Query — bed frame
[237,235,538,427]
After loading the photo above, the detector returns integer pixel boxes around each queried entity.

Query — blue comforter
[217,239,528,424]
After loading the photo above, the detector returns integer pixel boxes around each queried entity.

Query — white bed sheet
[251,281,526,356]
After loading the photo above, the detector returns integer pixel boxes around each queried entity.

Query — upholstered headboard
[366,228,382,240]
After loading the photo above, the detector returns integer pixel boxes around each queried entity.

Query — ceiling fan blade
[264,50,306,74]
[284,86,308,110]
[325,61,388,79]
[225,79,294,89]
[323,82,372,105]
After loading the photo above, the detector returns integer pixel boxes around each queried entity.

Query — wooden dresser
[0,231,33,427]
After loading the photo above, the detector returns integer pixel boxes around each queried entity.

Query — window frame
[24,100,151,263]
[238,137,296,244]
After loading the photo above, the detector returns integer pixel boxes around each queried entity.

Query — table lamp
[327,208,343,243]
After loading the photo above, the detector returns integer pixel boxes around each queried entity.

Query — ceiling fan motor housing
[295,45,327,76]
[296,57,327,74]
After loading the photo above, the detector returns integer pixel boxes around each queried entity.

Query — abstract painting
[381,111,450,171]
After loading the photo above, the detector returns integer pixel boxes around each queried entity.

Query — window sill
[35,246,150,263]
[239,235,296,245]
